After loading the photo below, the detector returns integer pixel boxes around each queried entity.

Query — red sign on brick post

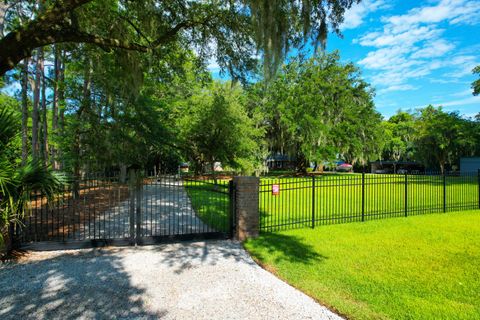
[272,184,280,195]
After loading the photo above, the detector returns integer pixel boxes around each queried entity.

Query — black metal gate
[17,173,233,249]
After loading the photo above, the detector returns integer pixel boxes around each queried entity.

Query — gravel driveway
[0,240,342,320]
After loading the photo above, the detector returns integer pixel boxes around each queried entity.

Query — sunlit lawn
[259,173,478,230]
[184,179,231,232]
[244,210,480,320]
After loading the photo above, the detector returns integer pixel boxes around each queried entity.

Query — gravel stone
[0,240,342,320]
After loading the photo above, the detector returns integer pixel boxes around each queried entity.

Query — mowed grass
[260,173,479,229]
[184,179,231,232]
[244,210,480,320]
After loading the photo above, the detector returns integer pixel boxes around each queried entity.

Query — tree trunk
[31,49,42,159]
[51,45,60,169]
[72,57,92,197]
[120,164,127,183]
[21,58,29,166]
[41,58,48,165]
[58,49,66,169]
[295,151,308,174]
[0,2,7,37]
[211,161,217,185]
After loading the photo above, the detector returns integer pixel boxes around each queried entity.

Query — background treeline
[382,108,480,173]
[3,48,479,179]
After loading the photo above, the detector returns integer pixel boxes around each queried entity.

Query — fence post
[361,172,365,222]
[232,176,259,241]
[443,172,447,213]
[478,169,480,210]
[311,175,315,229]
[404,173,408,217]
[129,169,136,245]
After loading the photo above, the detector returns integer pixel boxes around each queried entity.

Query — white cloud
[443,55,478,78]
[410,39,455,59]
[356,0,480,93]
[342,0,388,29]
[435,96,480,107]
[385,0,480,32]
[377,84,418,94]
[450,89,474,97]
[358,26,442,48]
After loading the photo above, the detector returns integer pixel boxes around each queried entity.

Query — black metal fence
[17,173,233,246]
[259,171,480,231]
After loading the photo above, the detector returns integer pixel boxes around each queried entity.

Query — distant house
[266,154,296,170]
[179,162,189,173]
[460,157,480,174]
[370,161,425,174]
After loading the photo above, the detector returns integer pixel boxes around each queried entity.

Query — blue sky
[331,0,480,118]
[212,0,480,118]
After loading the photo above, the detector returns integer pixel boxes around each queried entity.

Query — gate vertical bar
[229,180,236,238]
[404,173,408,217]
[136,173,142,243]
[478,169,480,209]
[361,172,365,222]
[311,175,315,229]
[443,172,447,213]
[129,170,135,245]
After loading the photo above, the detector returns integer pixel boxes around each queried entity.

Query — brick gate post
[233,176,260,241]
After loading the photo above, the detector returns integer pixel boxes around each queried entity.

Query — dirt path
[0,240,341,320]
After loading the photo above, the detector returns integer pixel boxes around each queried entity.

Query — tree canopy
[472,65,480,96]
[257,51,383,171]
[0,0,358,77]
[381,107,480,173]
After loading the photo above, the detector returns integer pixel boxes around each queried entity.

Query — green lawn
[260,174,478,230]
[244,210,480,320]
[184,179,231,232]
[183,174,478,233]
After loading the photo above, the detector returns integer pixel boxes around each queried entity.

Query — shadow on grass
[250,232,327,265]
[0,250,165,319]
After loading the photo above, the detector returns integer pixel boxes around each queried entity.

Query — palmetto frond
[1,102,66,251]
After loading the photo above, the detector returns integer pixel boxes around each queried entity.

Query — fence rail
[259,171,480,231]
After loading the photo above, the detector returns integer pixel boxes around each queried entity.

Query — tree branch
[67,30,148,52]
[149,21,193,48]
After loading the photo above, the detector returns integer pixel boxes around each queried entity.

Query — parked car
[336,163,353,172]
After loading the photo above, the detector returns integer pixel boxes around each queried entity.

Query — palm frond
[0,105,19,148]
[15,160,67,205]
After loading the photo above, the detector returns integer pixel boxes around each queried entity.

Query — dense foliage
[255,52,384,170]
[0,102,64,253]
[473,65,480,96]
[381,107,480,173]
[177,82,264,176]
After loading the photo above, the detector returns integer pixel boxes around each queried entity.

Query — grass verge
[184,179,231,232]
[244,210,480,319]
